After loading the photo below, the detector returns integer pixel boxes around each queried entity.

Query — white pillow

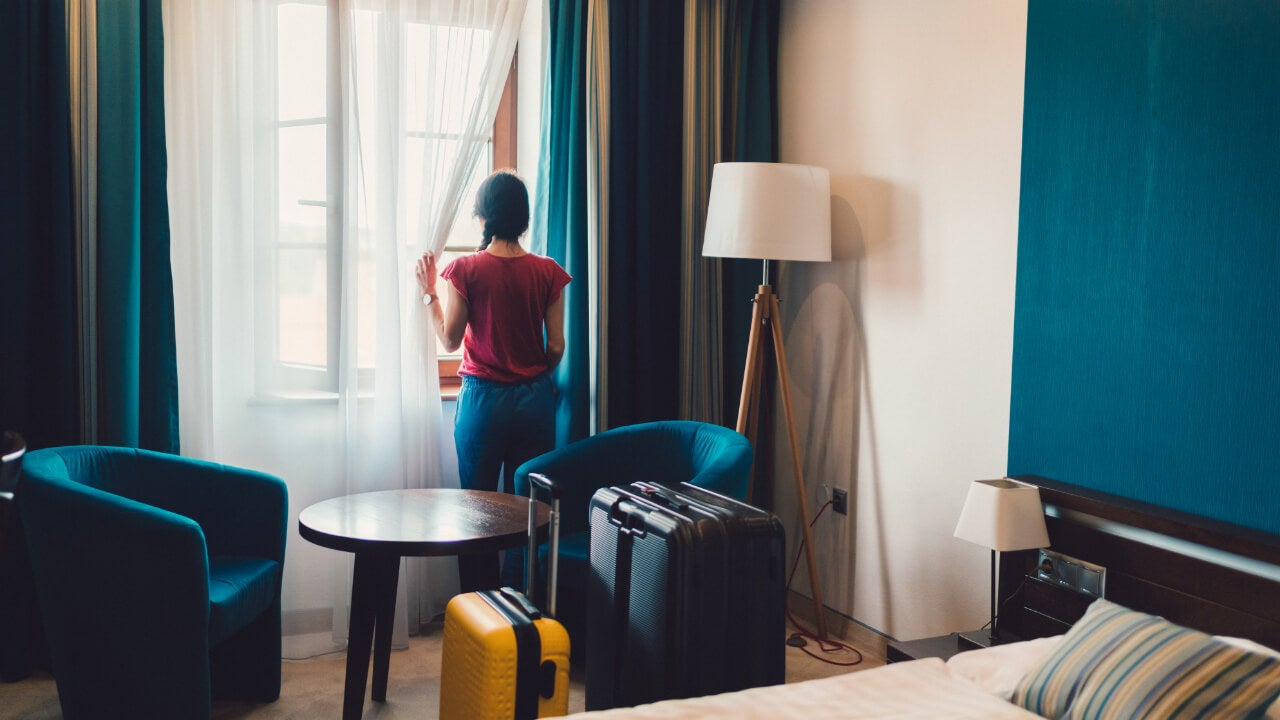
[944,636,1063,700]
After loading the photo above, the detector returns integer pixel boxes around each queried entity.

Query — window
[266,0,517,395]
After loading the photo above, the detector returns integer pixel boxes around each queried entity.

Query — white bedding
[569,634,1280,719]
[571,640,1055,720]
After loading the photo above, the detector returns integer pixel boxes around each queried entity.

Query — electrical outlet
[832,488,848,515]
[1036,549,1106,597]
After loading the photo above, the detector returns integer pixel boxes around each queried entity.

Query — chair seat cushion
[535,531,588,659]
[557,531,588,564]
[208,556,279,647]
[536,531,588,588]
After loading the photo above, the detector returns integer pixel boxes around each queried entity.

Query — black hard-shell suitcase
[585,481,785,711]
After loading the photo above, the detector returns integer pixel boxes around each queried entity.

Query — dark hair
[473,169,529,251]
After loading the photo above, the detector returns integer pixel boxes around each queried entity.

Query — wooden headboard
[997,475,1280,650]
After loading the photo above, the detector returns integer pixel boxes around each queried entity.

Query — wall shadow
[774,175,904,634]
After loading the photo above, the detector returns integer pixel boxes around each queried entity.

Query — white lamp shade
[954,478,1050,552]
[701,162,832,262]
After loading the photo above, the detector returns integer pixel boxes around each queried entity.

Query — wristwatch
[422,293,437,306]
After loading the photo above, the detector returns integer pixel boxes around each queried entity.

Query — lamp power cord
[784,499,864,667]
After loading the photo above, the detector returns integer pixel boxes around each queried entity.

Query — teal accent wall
[1009,0,1280,533]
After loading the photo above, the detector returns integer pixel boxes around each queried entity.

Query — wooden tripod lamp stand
[702,162,833,639]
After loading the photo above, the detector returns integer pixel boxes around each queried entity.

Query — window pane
[278,125,327,223]
[356,252,377,369]
[402,137,491,250]
[278,204,327,246]
[403,138,489,363]
[265,10,515,382]
[277,3,327,121]
[404,24,492,136]
[447,150,492,250]
[278,246,327,366]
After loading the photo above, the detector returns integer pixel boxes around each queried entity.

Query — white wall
[773,0,1028,641]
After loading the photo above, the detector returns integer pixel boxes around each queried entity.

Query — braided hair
[473,170,530,251]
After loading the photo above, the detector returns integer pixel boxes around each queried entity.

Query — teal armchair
[18,446,287,720]
[513,420,753,657]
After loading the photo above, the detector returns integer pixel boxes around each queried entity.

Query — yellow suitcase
[439,474,570,720]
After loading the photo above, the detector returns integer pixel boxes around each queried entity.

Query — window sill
[248,390,341,406]
[248,386,459,405]
[250,358,461,404]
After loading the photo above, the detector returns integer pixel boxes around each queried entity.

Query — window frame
[260,1,517,398]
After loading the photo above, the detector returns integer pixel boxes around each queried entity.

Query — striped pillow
[1012,599,1280,720]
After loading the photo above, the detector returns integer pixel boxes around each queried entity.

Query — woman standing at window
[416,170,570,593]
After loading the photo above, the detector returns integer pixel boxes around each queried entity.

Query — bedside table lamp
[953,478,1049,648]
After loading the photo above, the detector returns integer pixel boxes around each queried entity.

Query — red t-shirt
[441,252,571,383]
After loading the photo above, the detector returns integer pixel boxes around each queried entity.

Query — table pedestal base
[343,554,400,720]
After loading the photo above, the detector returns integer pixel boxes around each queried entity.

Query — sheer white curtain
[164,0,525,659]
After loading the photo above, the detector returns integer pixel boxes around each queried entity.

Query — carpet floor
[1,622,878,719]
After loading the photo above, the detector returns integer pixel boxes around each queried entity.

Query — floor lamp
[702,162,833,639]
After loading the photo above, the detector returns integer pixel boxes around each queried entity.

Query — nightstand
[885,633,969,663]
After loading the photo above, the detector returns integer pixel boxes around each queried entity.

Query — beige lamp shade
[954,478,1050,552]
[701,162,832,262]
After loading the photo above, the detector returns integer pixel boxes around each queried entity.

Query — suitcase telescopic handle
[528,472,562,500]
[526,472,560,617]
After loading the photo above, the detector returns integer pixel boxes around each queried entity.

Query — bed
[571,476,1280,719]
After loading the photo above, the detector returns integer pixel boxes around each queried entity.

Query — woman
[416,170,570,592]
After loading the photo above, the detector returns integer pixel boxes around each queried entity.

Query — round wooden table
[299,489,550,720]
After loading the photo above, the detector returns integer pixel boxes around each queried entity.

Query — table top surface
[298,488,549,557]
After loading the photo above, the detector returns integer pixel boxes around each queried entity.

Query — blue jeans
[453,373,555,591]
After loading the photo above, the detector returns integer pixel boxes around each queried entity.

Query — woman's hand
[419,254,468,353]
[415,252,437,297]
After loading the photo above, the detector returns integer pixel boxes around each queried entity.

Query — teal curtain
[598,1,777,431]
[535,0,780,442]
[0,0,78,453]
[0,0,74,683]
[96,0,180,452]
[604,2,685,427]
[0,0,178,454]
[722,0,779,426]
[724,0,778,162]
[535,0,592,446]
[721,0,779,501]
